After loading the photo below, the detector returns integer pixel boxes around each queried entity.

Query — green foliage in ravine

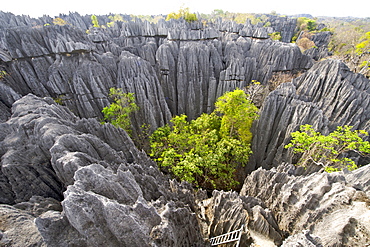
[150,89,259,190]
[285,125,370,172]
[269,32,282,41]
[102,88,139,135]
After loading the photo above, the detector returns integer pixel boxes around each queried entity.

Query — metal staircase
[209,225,244,247]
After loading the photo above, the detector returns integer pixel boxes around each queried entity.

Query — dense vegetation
[150,89,258,190]
[321,17,370,77]
[285,125,370,172]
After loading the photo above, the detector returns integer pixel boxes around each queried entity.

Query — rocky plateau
[0,11,369,246]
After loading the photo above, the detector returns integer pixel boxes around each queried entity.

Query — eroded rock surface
[0,11,313,131]
[0,94,208,246]
[0,204,45,247]
[241,163,370,246]
[0,11,369,247]
[197,190,282,246]
[249,59,370,172]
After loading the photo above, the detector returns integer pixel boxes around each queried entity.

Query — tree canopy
[101,88,138,135]
[285,125,370,172]
[166,6,198,22]
[150,89,259,190]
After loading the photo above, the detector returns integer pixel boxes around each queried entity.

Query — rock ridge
[0,12,313,132]
[241,163,370,246]
[0,94,208,246]
[249,59,370,171]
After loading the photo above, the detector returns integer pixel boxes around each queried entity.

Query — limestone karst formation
[0,11,370,246]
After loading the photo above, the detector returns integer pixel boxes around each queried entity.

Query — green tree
[297,17,317,32]
[91,15,100,28]
[150,89,259,190]
[107,14,124,27]
[215,89,258,143]
[102,88,139,135]
[166,6,198,22]
[269,32,282,41]
[292,17,318,42]
[354,31,369,55]
[285,125,370,172]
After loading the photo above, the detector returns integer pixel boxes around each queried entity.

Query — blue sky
[1,0,369,18]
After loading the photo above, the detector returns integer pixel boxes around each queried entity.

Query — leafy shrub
[297,17,317,32]
[292,17,318,42]
[355,31,370,55]
[264,21,272,27]
[101,88,138,135]
[150,89,259,190]
[106,14,124,27]
[166,7,198,22]
[269,32,282,41]
[327,21,370,77]
[91,15,100,28]
[285,125,370,172]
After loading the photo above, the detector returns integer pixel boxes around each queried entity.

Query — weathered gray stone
[239,19,272,39]
[0,13,313,130]
[302,31,332,60]
[265,15,297,43]
[197,190,282,246]
[249,59,370,172]
[0,204,45,247]
[35,210,88,247]
[0,94,208,246]
[0,95,79,203]
[0,48,11,62]
[116,51,172,133]
[59,163,207,247]
[13,196,62,217]
[241,163,370,246]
